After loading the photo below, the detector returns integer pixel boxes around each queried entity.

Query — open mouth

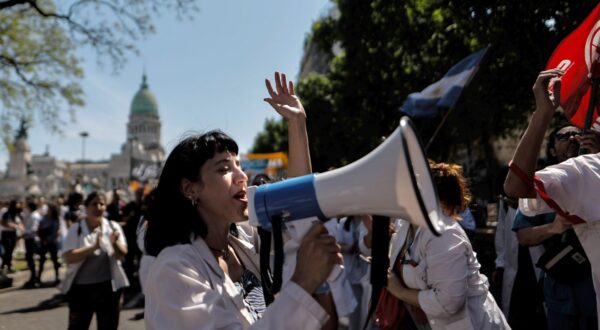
[233,190,247,203]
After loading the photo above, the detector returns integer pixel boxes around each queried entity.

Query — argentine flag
[401,47,488,117]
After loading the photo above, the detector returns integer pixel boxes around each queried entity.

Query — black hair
[4,200,20,219]
[67,192,84,210]
[46,204,60,223]
[251,173,271,186]
[84,191,105,207]
[546,124,579,165]
[145,130,239,257]
[26,201,37,211]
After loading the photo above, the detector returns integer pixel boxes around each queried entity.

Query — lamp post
[79,131,89,180]
[129,134,137,182]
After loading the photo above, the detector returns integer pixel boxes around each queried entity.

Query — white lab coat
[144,230,329,330]
[390,219,509,330]
[59,218,129,294]
[494,201,544,315]
[519,153,600,326]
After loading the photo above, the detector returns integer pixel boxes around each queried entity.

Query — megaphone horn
[248,116,449,236]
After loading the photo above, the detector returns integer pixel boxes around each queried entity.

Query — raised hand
[264,72,306,120]
[110,230,120,244]
[94,228,102,249]
[577,131,600,154]
[533,69,563,114]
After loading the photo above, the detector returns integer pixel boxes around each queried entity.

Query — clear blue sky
[2,0,330,170]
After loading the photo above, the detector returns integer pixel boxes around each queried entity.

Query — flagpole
[580,78,599,155]
[421,46,490,152]
[425,107,453,151]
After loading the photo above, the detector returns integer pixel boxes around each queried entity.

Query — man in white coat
[505,68,600,325]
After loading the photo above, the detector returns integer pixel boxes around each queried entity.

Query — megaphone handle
[257,216,285,305]
[364,216,391,329]
[272,215,284,293]
[258,226,275,305]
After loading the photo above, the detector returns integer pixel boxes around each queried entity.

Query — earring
[188,196,197,207]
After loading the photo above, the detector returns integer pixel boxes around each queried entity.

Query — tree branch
[0,0,29,10]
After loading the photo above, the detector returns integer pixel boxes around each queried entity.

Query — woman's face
[87,195,106,218]
[196,151,248,223]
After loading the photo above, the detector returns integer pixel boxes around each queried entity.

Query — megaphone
[248,116,448,236]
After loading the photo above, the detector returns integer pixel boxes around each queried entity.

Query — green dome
[130,74,159,117]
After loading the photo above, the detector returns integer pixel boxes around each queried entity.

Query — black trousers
[1,231,17,269]
[24,237,38,280]
[38,241,60,281]
[67,281,122,330]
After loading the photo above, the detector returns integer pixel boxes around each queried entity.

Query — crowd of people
[0,188,150,329]
[0,68,598,330]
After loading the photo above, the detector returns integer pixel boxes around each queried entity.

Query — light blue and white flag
[401,47,488,117]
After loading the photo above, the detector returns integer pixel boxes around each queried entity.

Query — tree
[250,118,288,153]
[0,0,198,142]
[253,0,596,180]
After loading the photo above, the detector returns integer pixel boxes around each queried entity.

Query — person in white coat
[504,69,600,325]
[386,162,509,330]
[60,191,129,330]
[144,72,341,330]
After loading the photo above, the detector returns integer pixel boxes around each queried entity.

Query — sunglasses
[555,131,581,141]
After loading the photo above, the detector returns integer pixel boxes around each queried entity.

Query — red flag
[546,3,600,127]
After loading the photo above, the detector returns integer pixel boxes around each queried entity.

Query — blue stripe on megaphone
[253,174,326,231]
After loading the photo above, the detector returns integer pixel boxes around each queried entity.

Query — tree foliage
[0,0,198,142]
[251,118,288,153]
[253,0,597,174]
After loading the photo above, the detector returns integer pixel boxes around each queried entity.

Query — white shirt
[22,210,42,238]
[145,230,329,330]
[519,153,600,221]
[59,218,129,293]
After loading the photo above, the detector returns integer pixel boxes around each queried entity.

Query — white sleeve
[494,201,506,269]
[111,221,127,246]
[145,256,243,330]
[417,230,468,318]
[136,218,146,254]
[252,281,329,329]
[528,154,600,221]
[145,255,328,330]
[62,224,81,253]
[518,197,553,216]
[357,223,371,256]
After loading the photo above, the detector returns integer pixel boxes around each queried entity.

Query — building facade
[0,73,165,198]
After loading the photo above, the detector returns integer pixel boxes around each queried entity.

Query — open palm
[264,72,306,120]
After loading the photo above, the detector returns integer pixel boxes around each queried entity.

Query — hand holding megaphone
[290,223,342,294]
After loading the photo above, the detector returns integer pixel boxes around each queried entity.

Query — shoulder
[419,222,468,251]
[106,218,124,231]
[154,243,201,269]
[150,243,210,283]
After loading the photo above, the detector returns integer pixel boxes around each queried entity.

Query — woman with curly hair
[384,162,508,330]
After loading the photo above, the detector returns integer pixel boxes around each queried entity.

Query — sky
[1,0,331,170]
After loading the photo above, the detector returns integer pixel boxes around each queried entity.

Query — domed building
[1,73,165,197]
[127,74,164,160]
[107,73,165,189]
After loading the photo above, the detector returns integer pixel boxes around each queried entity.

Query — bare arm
[264,72,311,178]
[504,69,563,198]
[516,215,572,246]
[110,230,128,260]
[387,272,421,307]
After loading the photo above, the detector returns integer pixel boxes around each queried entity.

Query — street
[0,268,144,330]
